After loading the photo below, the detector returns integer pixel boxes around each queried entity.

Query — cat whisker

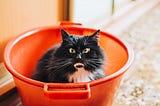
[87,63,97,69]
[47,61,72,74]
[86,65,97,71]
[51,58,69,62]
[85,59,103,70]
[89,58,104,61]
[47,61,71,69]
[86,60,103,65]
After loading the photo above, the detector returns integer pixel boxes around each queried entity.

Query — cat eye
[69,48,76,53]
[82,48,90,53]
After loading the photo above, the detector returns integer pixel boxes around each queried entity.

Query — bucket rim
[4,25,134,87]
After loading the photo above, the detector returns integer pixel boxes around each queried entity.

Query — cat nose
[76,54,82,59]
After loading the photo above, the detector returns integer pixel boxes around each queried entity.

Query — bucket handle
[59,21,82,26]
[44,83,91,99]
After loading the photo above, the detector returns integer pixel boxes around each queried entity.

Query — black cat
[31,29,105,83]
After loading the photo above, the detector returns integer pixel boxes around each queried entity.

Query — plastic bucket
[4,22,134,106]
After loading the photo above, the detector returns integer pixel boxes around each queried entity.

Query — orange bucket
[4,22,134,106]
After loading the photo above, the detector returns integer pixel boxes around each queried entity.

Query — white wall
[72,0,112,25]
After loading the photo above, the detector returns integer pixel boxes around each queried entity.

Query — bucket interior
[8,27,128,78]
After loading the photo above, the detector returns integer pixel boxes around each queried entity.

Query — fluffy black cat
[31,29,105,83]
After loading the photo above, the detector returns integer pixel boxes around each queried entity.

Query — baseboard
[102,0,159,35]
[0,63,15,96]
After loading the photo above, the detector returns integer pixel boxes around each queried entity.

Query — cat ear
[90,29,100,42]
[61,29,70,40]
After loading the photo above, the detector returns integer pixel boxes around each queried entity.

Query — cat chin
[67,67,94,83]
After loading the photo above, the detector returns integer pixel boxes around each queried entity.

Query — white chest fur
[68,68,94,83]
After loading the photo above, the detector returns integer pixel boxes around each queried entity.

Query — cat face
[54,29,104,73]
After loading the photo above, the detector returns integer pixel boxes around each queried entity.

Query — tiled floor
[0,88,22,106]
[113,3,160,106]
[1,3,160,106]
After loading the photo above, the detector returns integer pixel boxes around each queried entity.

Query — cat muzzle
[74,63,84,69]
